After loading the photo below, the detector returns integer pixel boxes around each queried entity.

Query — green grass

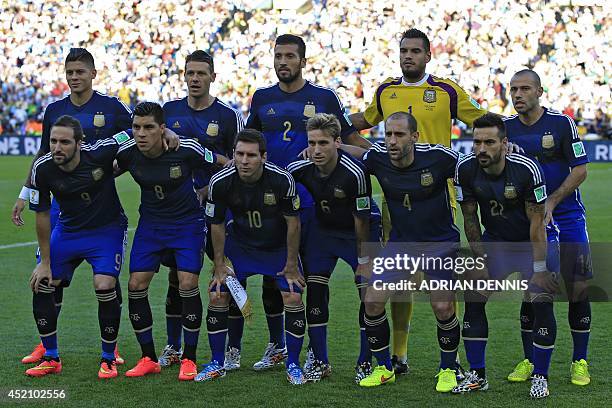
[0,157,610,407]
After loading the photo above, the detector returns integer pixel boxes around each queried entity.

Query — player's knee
[177,271,199,290]
[364,301,385,316]
[128,273,150,291]
[93,275,116,291]
[208,292,230,307]
[431,301,454,321]
[281,291,302,307]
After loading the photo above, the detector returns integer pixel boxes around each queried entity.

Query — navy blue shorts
[50,222,127,283]
[554,216,593,281]
[130,219,206,274]
[35,198,61,264]
[218,236,304,293]
[303,215,381,276]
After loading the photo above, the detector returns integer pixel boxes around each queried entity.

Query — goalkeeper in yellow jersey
[350,28,487,375]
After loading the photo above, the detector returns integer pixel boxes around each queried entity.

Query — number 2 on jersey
[283,121,292,142]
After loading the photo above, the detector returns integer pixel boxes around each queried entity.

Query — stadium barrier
[2,135,612,162]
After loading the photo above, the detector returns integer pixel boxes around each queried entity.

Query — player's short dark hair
[52,115,84,143]
[185,50,214,73]
[400,29,430,52]
[473,113,506,140]
[306,113,341,140]
[235,129,267,154]
[133,102,165,126]
[513,69,542,88]
[65,48,95,69]
[386,111,418,133]
[275,34,306,59]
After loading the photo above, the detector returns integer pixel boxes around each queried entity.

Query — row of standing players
[14,31,592,399]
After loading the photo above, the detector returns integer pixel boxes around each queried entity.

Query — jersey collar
[401,74,429,87]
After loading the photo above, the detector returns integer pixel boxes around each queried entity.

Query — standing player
[159,50,243,368]
[350,29,487,373]
[241,34,367,371]
[504,69,592,386]
[196,129,306,384]
[343,112,462,392]
[28,115,129,379]
[14,48,132,366]
[114,102,219,381]
[453,113,559,398]
[287,113,381,383]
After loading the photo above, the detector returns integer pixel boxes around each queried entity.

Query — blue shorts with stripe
[215,235,304,294]
[35,198,61,263]
[549,215,593,281]
[130,219,206,274]
[303,214,381,277]
[50,221,127,284]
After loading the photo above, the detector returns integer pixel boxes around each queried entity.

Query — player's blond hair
[306,113,341,140]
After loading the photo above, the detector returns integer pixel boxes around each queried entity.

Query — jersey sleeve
[245,92,262,131]
[226,108,244,154]
[279,172,300,216]
[361,143,385,174]
[113,98,133,132]
[363,79,393,127]
[326,89,357,141]
[559,114,589,167]
[206,177,228,224]
[449,80,487,126]
[29,160,51,212]
[285,160,308,183]
[436,144,461,179]
[39,105,54,154]
[522,158,547,204]
[454,157,475,203]
[350,164,373,219]
[182,139,217,169]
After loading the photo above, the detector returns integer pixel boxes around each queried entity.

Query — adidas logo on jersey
[172,121,181,128]
[267,108,276,115]
[390,92,397,99]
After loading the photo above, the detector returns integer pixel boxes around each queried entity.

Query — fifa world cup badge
[303,103,316,118]
[169,165,182,179]
[504,185,517,200]
[91,168,104,181]
[264,192,277,205]
[206,122,219,137]
[541,133,555,149]
[93,113,105,127]
[420,171,434,187]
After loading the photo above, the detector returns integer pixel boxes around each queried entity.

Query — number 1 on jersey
[283,121,292,142]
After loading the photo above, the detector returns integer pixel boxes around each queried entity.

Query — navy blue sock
[463,296,488,370]
[207,303,228,365]
[437,314,460,370]
[263,283,285,348]
[284,303,306,366]
[165,285,182,350]
[356,281,371,364]
[532,300,556,376]
[520,301,534,361]
[128,288,156,361]
[364,311,392,370]
[180,287,202,362]
[34,281,59,358]
[569,301,591,361]
[227,296,244,350]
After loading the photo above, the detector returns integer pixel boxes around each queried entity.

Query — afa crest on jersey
[423,89,436,103]
[334,187,346,199]
[169,166,182,179]
[93,113,105,128]
[206,122,219,137]
[504,184,517,200]
[91,168,104,181]
[303,103,316,118]
[420,171,434,187]
[264,192,277,205]
[541,133,555,149]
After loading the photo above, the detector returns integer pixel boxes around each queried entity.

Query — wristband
[533,261,547,273]
[358,256,370,265]
[19,186,30,201]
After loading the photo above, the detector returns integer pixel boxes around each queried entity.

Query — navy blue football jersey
[40,91,132,153]
[504,108,588,219]
[455,153,547,241]
[363,142,460,242]
[115,136,216,225]
[30,134,129,231]
[206,162,300,250]
[287,150,378,237]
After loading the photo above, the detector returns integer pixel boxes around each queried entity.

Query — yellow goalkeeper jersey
[364,74,486,147]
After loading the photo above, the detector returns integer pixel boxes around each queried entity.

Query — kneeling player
[196,129,307,385]
[28,115,128,379]
[454,114,559,398]
[116,102,218,381]
[287,113,381,383]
